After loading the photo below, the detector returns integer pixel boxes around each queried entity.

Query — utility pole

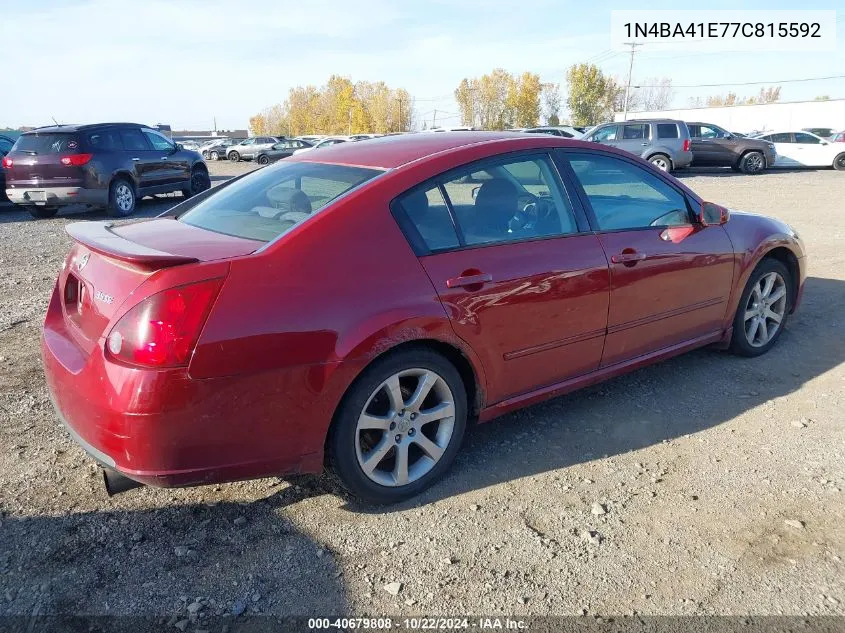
[432,109,437,129]
[622,42,642,121]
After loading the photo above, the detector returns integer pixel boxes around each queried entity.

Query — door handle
[611,251,647,264]
[641,142,649,146]
[446,272,492,288]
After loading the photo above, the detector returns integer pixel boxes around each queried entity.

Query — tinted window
[397,186,460,252]
[12,133,80,154]
[622,124,649,140]
[440,155,578,246]
[769,133,792,143]
[179,162,382,242]
[694,125,721,139]
[590,126,617,142]
[656,124,679,139]
[567,153,691,230]
[794,133,821,144]
[86,130,121,151]
[142,130,174,151]
[0,137,14,153]
[120,129,150,151]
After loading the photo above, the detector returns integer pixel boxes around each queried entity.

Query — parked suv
[226,136,281,162]
[2,123,210,219]
[687,122,776,174]
[582,119,693,172]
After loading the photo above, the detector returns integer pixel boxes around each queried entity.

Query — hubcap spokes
[356,368,455,487]
[116,185,132,211]
[743,272,787,347]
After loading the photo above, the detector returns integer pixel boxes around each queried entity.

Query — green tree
[565,63,617,126]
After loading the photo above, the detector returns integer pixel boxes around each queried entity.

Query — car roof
[287,131,587,169]
[21,122,150,134]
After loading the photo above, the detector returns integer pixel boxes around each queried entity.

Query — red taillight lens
[1,157,11,169]
[105,278,224,368]
[683,139,691,152]
[60,153,93,166]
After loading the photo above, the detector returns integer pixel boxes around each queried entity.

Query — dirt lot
[0,160,843,625]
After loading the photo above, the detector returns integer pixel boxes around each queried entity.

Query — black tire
[181,166,211,198]
[257,154,270,165]
[729,258,792,357]
[27,206,59,219]
[228,151,240,162]
[327,347,468,504]
[209,151,219,161]
[648,154,672,172]
[107,178,136,217]
[834,152,845,171]
[739,150,765,174]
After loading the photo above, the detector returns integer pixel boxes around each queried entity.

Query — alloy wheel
[746,153,764,172]
[743,271,787,347]
[115,184,134,212]
[651,157,669,171]
[355,368,456,487]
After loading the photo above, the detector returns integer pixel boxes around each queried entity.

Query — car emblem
[77,253,89,272]
[94,290,114,305]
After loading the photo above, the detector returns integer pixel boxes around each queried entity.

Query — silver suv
[582,119,693,172]
[227,136,281,162]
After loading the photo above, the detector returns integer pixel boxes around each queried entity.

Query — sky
[1,0,843,131]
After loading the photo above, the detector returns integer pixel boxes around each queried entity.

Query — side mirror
[471,186,480,200]
[699,201,730,226]
[723,133,733,139]
[174,143,183,152]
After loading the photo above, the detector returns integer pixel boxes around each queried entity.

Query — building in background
[615,98,845,136]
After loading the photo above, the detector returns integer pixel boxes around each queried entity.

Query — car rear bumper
[6,186,107,207]
[41,283,333,489]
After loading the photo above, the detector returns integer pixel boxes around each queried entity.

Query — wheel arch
[109,170,138,194]
[645,151,672,168]
[762,246,800,311]
[737,147,766,167]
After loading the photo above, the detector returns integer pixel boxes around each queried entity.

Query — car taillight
[105,278,224,368]
[683,139,690,152]
[60,153,93,166]
[1,157,11,168]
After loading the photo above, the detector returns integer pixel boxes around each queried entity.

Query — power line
[634,74,845,89]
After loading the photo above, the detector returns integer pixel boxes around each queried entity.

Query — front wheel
[328,348,467,504]
[739,151,765,174]
[27,206,59,220]
[649,154,671,172]
[181,167,211,198]
[729,258,792,357]
[834,152,845,171]
[257,154,270,165]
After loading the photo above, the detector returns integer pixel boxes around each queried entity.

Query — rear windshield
[12,133,80,154]
[179,161,383,242]
[656,124,679,139]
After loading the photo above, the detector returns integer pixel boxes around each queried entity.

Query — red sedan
[42,132,807,503]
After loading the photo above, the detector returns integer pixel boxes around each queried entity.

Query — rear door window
[794,132,821,144]
[86,130,122,151]
[622,124,649,140]
[769,133,792,143]
[396,186,460,252]
[656,124,679,139]
[120,129,151,151]
[12,133,81,154]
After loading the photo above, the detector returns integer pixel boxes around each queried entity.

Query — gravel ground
[0,161,843,624]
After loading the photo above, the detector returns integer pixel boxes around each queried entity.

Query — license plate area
[25,191,47,203]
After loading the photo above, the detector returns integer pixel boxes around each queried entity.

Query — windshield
[179,161,383,242]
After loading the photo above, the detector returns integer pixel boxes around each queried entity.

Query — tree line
[249,67,784,134]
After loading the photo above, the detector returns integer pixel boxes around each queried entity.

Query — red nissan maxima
[42,132,806,503]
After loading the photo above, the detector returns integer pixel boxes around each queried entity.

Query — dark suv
[2,123,210,219]
[687,122,776,174]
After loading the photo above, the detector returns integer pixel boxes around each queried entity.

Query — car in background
[581,119,693,172]
[2,123,210,219]
[254,139,314,164]
[179,140,202,151]
[831,131,845,143]
[423,126,477,133]
[687,122,776,174]
[519,126,582,138]
[41,132,806,503]
[200,138,236,160]
[348,134,381,141]
[753,131,845,170]
[295,135,326,144]
[292,136,349,155]
[227,136,282,162]
[802,127,835,140]
[0,134,14,202]
[571,126,588,134]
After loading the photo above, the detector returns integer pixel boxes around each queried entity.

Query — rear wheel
[834,153,845,171]
[27,206,59,220]
[257,154,270,165]
[209,151,219,161]
[181,167,210,198]
[739,151,765,174]
[228,151,240,162]
[328,348,467,504]
[729,258,792,357]
[649,154,671,172]
[107,178,136,217]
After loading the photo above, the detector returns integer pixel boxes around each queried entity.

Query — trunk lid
[60,220,261,352]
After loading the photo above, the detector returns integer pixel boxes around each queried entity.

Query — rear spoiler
[66,221,198,267]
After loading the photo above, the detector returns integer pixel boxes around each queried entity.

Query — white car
[519,126,583,139]
[292,137,349,155]
[753,130,845,170]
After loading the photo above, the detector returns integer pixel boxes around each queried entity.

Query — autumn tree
[541,83,562,126]
[454,69,541,130]
[565,63,618,127]
[248,114,268,136]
